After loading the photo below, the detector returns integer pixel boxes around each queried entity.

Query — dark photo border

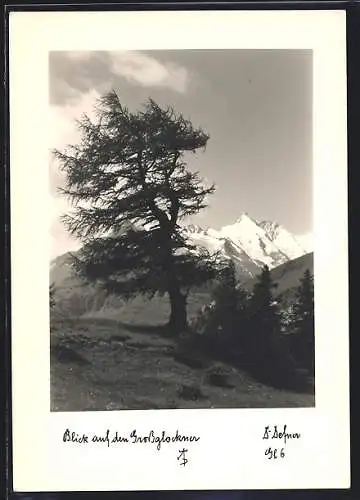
[2,1,358,500]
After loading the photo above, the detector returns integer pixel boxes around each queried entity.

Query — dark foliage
[53,91,218,334]
[205,364,234,388]
[192,259,250,350]
[244,265,298,388]
[288,269,315,377]
[172,350,207,370]
[191,264,308,391]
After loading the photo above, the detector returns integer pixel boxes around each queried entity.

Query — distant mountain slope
[50,249,313,325]
[243,251,314,305]
[50,253,77,286]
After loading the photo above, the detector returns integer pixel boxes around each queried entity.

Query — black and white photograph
[10,11,349,492]
[49,49,315,411]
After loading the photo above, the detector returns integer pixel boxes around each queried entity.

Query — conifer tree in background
[247,265,299,388]
[292,269,315,377]
[190,257,251,363]
[212,259,250,340]
[53,90,217,334]
[212,259,238,329]
[249,265,280,335]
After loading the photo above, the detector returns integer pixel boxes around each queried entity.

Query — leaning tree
[53,90,217,334]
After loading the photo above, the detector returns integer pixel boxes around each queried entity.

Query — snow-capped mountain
[182,212,310,278]
[51,212,311,285]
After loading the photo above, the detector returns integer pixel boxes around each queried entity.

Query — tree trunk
[168,284,188,335]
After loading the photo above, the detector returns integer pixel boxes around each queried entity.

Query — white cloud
[52,51,190,105]
[49,48,189,257]
[109,51,189,93]
[296,232,313,252]
[50,88,100,151]
[50,90,101,258]
[50,229,81,260]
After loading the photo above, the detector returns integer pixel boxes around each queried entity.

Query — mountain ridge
[51,212,312,282]
[181,212,310,278]
[50,213,313,323]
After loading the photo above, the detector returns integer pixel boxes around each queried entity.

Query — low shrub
[205,364,234,388]
[177,384,206,401]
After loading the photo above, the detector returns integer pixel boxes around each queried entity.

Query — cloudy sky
[49,50,313,258]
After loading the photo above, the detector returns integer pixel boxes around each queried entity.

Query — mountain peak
[235,212,254,223]
[191,212,310,276]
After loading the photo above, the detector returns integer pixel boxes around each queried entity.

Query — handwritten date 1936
[264,447,285,460]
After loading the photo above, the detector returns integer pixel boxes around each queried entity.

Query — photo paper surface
[10,10,349,491]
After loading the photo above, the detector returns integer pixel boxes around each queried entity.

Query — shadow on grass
[126,341,159,350]
[117,320,171,337]
[172,350,208,370]
[51,343,91,366]
[109,333,131,343]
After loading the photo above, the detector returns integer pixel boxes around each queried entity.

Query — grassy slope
[51,317,314,411]
[50,251,315,411]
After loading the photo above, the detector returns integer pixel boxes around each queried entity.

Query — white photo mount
[10,10,349,492]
